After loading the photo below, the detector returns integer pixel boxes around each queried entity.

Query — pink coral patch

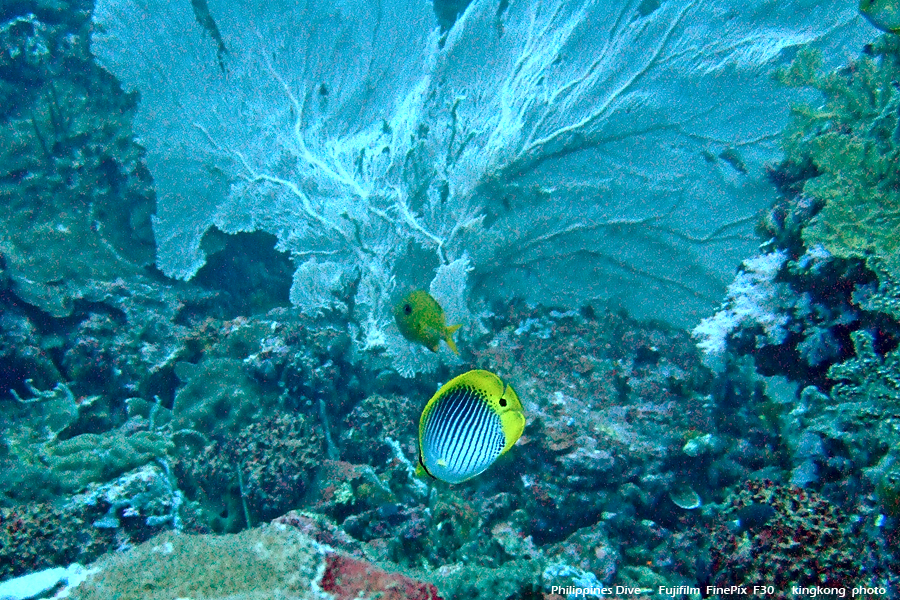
[319,553,443,600]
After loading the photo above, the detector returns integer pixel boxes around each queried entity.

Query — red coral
[319,553,443,600]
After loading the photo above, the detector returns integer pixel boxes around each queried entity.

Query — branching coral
[828,329,900,406]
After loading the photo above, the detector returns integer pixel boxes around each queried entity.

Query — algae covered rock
[174,413,325,532]
[68,525,445,600]
[172,358,271,437]
[69,526,330,600]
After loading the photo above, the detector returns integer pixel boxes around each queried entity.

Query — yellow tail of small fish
[444,324,462,355]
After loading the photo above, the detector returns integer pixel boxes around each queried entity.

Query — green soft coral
[778,38,900,280]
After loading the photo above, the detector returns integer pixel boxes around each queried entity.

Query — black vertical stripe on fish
[423,391,451,461]
[459,403,495,475]
[429,388,468,458]
[452,391,493,473]
[437,397,479,472]
[452,401,483,473]
[443,389,476,457]
[424,388,463,471]
[438,388,478,460]
[427,386,465,456]
[444,390,481,468]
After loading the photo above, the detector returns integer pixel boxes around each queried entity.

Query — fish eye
[404,304,412,314]
[499,398,507,407]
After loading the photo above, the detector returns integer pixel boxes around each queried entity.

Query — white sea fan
[90,0,874,374]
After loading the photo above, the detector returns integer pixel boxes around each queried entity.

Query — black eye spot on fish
[404,304,412,314]
[499,398,507,407]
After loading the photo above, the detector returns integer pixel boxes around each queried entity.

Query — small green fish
[393,290,461,354]
[416,370,525,484]
[860,0,900,33]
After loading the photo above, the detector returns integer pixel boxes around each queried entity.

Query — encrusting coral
[709,480,866,595]
[0,7,155,318]
[174,413,324,531]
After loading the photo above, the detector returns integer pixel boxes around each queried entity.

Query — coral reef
[0,464,184,579]
[171,357,272,438]
[472,304,723,546]
[90,0,875,381]
[269,304,779,593]
[0,5,155,318]
[829,329,900,407]
[0,503,109,580]
[0,380,171,505]
[44,430,170,495]
[692,242,865,382]
[67,464,184,542]
[688,38,900,590]
[339,393,420,466]
[0,310,62,393]
[695,33,900,388]
[544,523,620,584]
[692,251,792,370]
[175,413,324,530]
[2,3,898,596]
[433,559,541,600]
[709,480,865,594]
